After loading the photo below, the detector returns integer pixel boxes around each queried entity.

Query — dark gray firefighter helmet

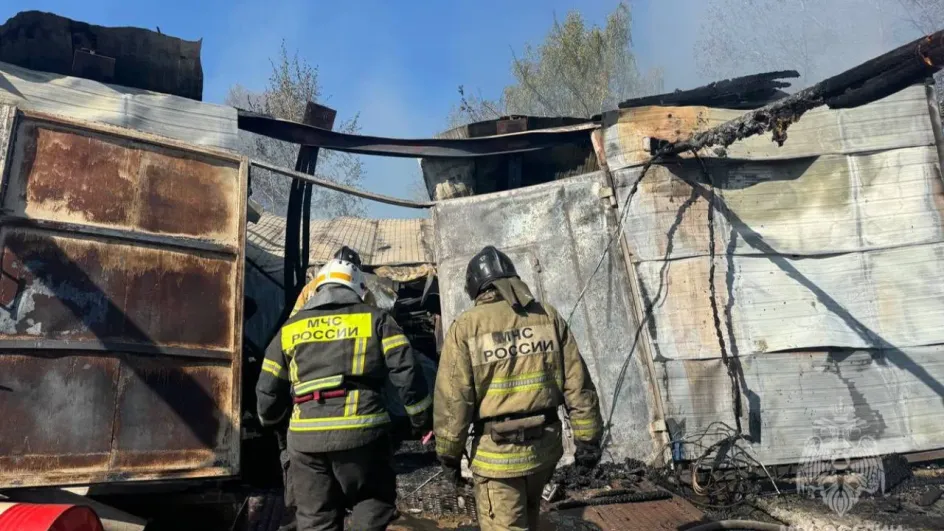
[334,245,362,268]
[464,245,518,300]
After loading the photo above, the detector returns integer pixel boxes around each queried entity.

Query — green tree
[450,2,663,127]
[227,42,365,218]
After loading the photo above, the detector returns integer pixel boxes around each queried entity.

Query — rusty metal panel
[432,173,659,463]
[0,353,119,486]
[546,497,705,531]
[113,357,234,471]
[4,116,241,247]
[0,109,246,487]
[0,228,235,355]
[0,353,238,487]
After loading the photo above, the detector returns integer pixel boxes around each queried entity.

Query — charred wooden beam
[619,70,800,110]
[660,29,944,156]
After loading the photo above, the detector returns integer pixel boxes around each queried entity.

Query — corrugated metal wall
[432,83,944,466]
[433,172,660,463]
[607,84,944,465]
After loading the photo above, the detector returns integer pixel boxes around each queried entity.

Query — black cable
[686,520,783,531]
[564,157,659,448]
[549,490,671,511]
[693,152,744,434]
[565,157,658,325]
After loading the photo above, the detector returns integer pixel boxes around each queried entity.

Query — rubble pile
[551,459,649,493]
[392,441,477,520]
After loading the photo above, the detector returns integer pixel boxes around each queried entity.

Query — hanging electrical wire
[565,156,661,325]
[693,152,745,434]
[563,154,664,449]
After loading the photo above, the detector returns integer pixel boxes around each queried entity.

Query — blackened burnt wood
[619,70,799,110]
[657,29,944,158]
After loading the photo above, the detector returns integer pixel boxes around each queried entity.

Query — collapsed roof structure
[2,8,944,529]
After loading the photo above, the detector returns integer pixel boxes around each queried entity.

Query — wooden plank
[905,448,944,463]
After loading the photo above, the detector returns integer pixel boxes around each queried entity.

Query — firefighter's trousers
[472,467,555,531]
[289,437,397,531]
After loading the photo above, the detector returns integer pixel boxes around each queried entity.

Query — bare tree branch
[226,41,365,218]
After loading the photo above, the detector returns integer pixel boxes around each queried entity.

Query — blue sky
[1,0,707,218]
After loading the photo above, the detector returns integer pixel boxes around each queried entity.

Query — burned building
[1,8,944,529]
[426,82,944,467]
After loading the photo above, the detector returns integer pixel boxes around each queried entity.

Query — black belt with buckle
[474,407,559,437]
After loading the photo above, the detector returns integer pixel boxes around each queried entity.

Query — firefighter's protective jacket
[433,278,603,479]
[256,285,431,453]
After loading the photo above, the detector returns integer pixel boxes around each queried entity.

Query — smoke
[695,0,944,89]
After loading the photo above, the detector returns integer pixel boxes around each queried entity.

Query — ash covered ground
[392,440,944,530]
[393,440,477,522]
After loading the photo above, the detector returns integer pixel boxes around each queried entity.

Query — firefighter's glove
[574,439,603,471]
[440,456,463,488]
[410,409,433,438]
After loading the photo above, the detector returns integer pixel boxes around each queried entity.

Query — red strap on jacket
[293,389,348,404]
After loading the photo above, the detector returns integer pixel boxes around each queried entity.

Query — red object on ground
[0,503,104,531]
[422,430,434,445]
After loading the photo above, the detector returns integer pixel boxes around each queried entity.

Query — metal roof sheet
[245,212,287,281]
[246,212,435,284]
[0,61,239,152]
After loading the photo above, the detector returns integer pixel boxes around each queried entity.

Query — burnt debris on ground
[551,459,649,492]
[393,440,477,521]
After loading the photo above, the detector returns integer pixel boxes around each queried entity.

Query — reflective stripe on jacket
[256,285,431,453]
[433,278,603,479]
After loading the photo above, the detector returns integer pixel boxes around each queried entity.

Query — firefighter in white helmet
[257,246,431,530]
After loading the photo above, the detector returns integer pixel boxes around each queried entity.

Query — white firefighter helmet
[314,253,367,300]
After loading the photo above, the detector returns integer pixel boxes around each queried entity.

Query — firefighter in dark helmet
[433,246,604,531]
[257,246,432,531]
